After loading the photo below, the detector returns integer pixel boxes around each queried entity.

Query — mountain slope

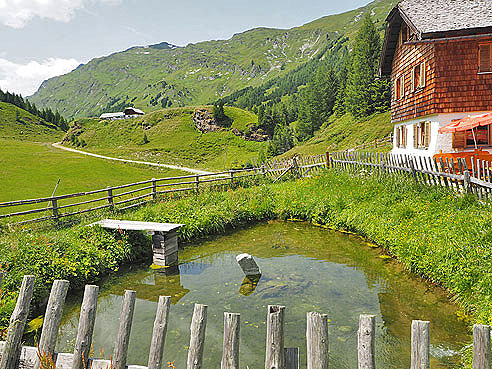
[30,0,396,119]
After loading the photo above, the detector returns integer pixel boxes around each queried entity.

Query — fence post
[35,279,70,369]
[266,305,285,369]
[473,324,491,369]
[409,157,418,182]
[152,179,157,201]
[230,170,234,185]
[306,312,329,369]
[0,275,36,369]
[221,312,240,369]
[285,348,299,369]
[325,152,330,169]
[148,296,172,369]
[195,175,200,192]
[358,314,376,369]
[113,290,137,369]
[51,199,59,219]
[107,187,114,210]
[411,320,430,369]
[464,170,472,193]
[187,304,208,369]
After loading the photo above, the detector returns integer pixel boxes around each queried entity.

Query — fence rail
[2,275,492,369]
[345,133,393,152]
[328,151,492,198]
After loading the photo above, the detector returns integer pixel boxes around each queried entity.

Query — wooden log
[411,320,430,369]
[221,313,240,369]
[358,314,376,369]
[113,290,137,369]
[148,296,172,369]
[285,348,299,369]
[72,285,99,369]
[473,324,491,369]
[306,312,328,369]
[187,304,208,369]
[35,279,70,369]
[265,305,285,369]
[0,275,35,369]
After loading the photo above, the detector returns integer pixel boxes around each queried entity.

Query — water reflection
[238,274,261,296]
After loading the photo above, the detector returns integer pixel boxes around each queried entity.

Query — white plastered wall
[391,111,492,157]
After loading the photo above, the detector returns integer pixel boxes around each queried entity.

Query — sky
[0,0,372,97]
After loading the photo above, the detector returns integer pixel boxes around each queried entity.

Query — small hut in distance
[99,107,145,120]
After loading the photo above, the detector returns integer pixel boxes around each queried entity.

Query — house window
[479,43,492,73]
[399,23,409,45]
[413,121,431,149]
[412,62,426,90]
[394,75,404,100]
[465,126,491,147]
[396,126,407,148]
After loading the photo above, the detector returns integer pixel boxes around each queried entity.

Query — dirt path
[52,143,213,175]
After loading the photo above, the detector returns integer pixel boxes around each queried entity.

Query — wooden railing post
[473,324,491,369]
[187,304,208,369]
[148,296,172,369]
[230,170,234,185]
[107,187,114,211]
[72,285,99,369]
[411,320,430,369]
[358,315,375,369]
[221,312,240,369]
[0,275,35,369]
[265,305,285,369]
[464,170,472,193]
[195,175,200,192]
[113,290,137,369]
[306,312,329,369]
[325,152,330,169]
[51,199,59,219]
[152,179,157,201]
[285,348,299,369]
[35,279,70,369]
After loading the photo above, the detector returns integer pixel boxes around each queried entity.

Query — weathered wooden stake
[148,296,172,369]
[51,199,59,219]
[34,279,70,369]
[358,314,375,369]
[107,187,114,210]
[306,312,329,369]
[464,170,472,193]
[0,275,35,369]
[221,313,240,369]
[113,290,137,369]
[473,324,491,369]
[72,285,99,369]
[187,304,208,369]
[265,305,285,369]
[411,320,430,369]
[152,179,157,201]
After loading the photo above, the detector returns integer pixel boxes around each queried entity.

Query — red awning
[439,113,492,133]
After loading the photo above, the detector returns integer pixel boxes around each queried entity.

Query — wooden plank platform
[90,219,184,233]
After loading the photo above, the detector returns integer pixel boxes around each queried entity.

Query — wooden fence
[2,275,492,369]
[346,134,393,152]
[0,156,329,226]
[328,151,492,199]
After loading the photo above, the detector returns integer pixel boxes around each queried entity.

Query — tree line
[216,14,390,158]
[0,88,69,131]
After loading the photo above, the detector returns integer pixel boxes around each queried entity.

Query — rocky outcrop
[192,109,222,133]
[231,127,269,142]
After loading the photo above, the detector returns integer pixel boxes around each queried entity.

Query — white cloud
[0,0,121,29]
[0,57,80,96]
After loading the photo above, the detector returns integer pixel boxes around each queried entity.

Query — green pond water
[56,221,470,368]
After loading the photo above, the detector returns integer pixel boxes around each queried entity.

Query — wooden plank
[0,275,35,369]
[72,285,99,369]
[473,324,491,369]
[113,290,137,369]
[306,312,328,369]
[91,219,184,233]
[265,305,285,369]
[35,279,70,369]
[358,315,376,369]
[439,157,450,188]
[285,348,299,369]
[148,296,171,369]
[187,304,208,369]
[221,313,240,369]
[411,320,430,369]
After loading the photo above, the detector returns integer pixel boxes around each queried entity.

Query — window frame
[412,62,426,91]
[413,121,431,149]
[394,75,405,100]
[478,42,492,74]
[464,126,492,148]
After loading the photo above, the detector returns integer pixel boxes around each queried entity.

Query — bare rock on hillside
[232,126,269,142]
[192,108,222,133]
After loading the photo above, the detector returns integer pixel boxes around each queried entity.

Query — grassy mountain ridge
[29,0,397,119]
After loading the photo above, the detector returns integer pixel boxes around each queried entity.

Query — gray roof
[398,0,492,38]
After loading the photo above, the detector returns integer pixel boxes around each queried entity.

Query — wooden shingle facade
[380,0,492,156]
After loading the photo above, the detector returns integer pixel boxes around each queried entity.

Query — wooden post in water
[221,313,240,369]
[0,275,35,369]
[72,285,99,369]
[265,305,285,369]
[113,290,137,369]
[306,312,329,369]
[148,296,172,369]
[411,320,430,369]
[34,279,70,369]
[187,304,208,369]
[358,314,376,369]
[473,324,491,369]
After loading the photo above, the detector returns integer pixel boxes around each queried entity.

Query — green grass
[225,106,258,131]
[64,107,265,171]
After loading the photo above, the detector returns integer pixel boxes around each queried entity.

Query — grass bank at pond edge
[0,170,491,345]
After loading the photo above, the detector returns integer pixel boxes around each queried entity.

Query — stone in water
[236,253,261,276]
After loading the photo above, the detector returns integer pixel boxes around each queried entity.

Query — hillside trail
[52,143,213,175]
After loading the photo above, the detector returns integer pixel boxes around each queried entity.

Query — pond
[56,221,469,368]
